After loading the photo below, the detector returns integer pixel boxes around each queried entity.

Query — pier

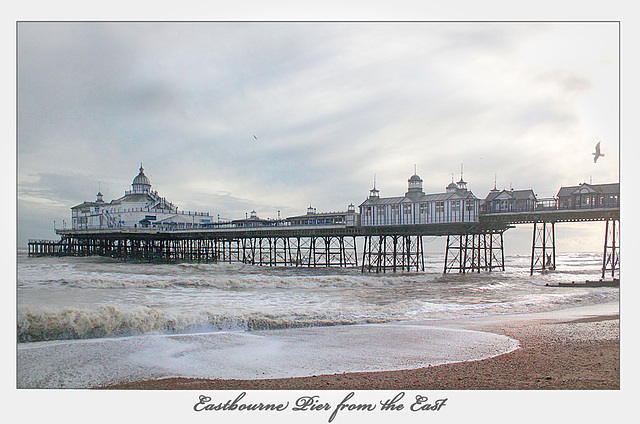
[27,166,619,277]
[29,204,619,278]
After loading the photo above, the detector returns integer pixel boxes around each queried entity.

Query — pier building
[483,187,537,213]
[286,204,360,227]
[71,165,212,230]
[359,171,480,226]
[232,210,280,227]
[557,182,620,209]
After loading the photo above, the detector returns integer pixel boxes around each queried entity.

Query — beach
[104,302,619,390]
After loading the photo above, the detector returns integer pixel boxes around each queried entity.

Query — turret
[132,164,152,194]
[369,175,380,199]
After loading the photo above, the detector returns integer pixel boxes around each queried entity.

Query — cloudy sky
[17,22,619,251]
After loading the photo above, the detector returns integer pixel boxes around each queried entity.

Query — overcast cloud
[17,22,619,250]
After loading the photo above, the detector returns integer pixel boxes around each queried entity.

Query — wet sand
[104,304,619,390]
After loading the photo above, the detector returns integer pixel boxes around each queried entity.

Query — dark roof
[557,182,619,197]
[485,189,536,202]
[511,189,536,200]
[71,201,99,209]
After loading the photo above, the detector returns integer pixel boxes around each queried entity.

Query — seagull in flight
[253,135,258,140]
[593,141,604,163]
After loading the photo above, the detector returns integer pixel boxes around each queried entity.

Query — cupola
[406,166,424,197]
[369,175,380,199]
[132,164,152,194]
[446,174,457,193]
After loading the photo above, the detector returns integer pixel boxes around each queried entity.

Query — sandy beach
[103,303,619,390]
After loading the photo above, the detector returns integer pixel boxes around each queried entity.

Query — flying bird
[253,135,258,140]
[593,142,604,163]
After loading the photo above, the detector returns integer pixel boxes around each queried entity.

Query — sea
[16,249,619,388]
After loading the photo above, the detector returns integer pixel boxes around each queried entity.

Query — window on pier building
[451,201,460,212]
[466,202,474,211]
[387,205,396,224]
[419,203,427,214]
[403,204,411,214]
[435,202,444,213]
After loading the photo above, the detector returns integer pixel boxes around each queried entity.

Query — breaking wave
[16,305,392,343]
[17,251,618,343]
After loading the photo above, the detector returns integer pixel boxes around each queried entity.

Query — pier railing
[481,197,619,214]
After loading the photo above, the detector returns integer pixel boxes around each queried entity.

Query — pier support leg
[362,235,424,273]
[488,231,505,271]
[602,218,620,279]
[444,231,504,274]
[444,234,463,273]
[530,221,556,275]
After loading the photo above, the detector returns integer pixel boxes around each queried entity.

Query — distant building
[483,186,537,213]
[232,210,274,227]
[71,165,212,230]
[359,171,480,226]
[286,204,359,227]
[556,182,620,209]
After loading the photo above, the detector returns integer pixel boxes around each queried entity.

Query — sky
[16,21,620,251]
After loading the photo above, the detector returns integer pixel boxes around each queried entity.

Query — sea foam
[17,323,520,388]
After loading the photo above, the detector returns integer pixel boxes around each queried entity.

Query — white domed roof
[133,166,150,186]
[131,165,152,193]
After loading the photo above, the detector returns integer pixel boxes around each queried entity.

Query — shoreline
[103,303,620,390]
